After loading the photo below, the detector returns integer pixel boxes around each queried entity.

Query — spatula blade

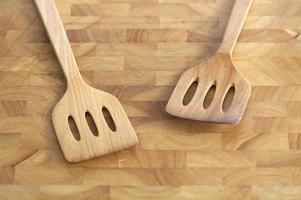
[52,85,138,162]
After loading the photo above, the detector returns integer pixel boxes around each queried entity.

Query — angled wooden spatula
[166,0,253,124]
[34,0,138,162]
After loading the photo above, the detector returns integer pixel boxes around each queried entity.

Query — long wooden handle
[218,0,253,54]
[34,0,82,85]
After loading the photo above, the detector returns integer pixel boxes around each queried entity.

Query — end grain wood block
[1,0,301,199]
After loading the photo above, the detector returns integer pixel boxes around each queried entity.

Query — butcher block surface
[1,0,301,199]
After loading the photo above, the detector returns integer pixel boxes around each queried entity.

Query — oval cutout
[85,112,99,136]
[68,116,80,141]
[203,82,216,109]
[102,107,116,132]
[183,79,198,106]
[222,85,235,112]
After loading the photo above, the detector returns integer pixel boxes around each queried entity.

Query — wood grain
[166,0,252,124]
[1,0,301,199]
[34,0,138,162]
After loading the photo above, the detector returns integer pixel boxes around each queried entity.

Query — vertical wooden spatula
[166,0,253,124]
[34,0,138,162]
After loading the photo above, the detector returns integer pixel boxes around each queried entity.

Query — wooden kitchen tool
[166,0,253,124]
[34,0,138,162]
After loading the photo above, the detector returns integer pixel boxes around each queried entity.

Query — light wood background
[1,0,301,199]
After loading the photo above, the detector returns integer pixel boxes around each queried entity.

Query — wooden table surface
[1,0,301,199]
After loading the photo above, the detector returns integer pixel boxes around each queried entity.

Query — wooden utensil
[166,0,253,124]
[34,0,138,162]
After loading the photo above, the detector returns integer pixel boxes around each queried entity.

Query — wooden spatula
[166,0,253,124]
[34,0,138,162]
